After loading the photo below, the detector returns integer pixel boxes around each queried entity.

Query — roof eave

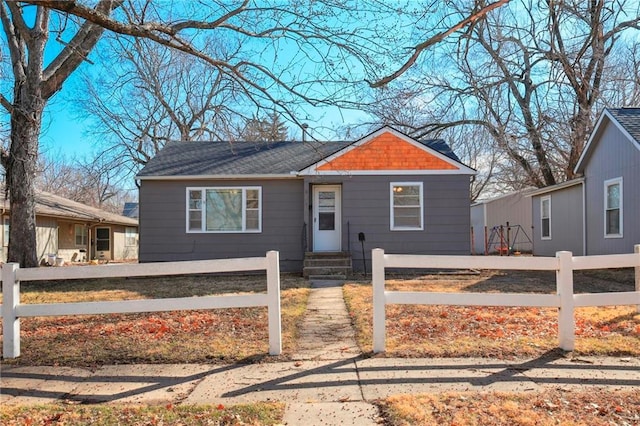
[137,173,300,181]
[527,178,585,197]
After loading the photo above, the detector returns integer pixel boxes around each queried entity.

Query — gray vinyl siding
[583,120,640,255]
[532,184,584,256]
[305,174,471,271]
[139,179,305,271]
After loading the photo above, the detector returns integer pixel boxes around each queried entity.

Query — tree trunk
[7,85,45,267]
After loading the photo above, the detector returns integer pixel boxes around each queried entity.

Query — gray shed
[137,127,476,273]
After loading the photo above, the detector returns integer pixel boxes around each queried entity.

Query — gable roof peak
[574,107,640,174]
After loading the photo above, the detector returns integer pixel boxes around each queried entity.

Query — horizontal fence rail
[373,246,640,353]
[1,252,282,359]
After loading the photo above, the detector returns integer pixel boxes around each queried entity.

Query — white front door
[313,185,342,252]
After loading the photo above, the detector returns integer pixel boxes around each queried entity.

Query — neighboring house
[137,126,476,272]
[0,187,139,264]
[530,107,640,256]
[470,190,534,255]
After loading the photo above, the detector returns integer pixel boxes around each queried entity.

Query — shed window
[187,187,262,233]
[540,196,551,240]
[75,224,88,246]
[390,182,423,230]
[604,178,622,237]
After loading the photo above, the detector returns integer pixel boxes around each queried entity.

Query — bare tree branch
[370,0,510,88]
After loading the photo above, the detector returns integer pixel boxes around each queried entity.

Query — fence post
[266,250,282,355]
[372,248,386,353]
[556,251,575,351]
[2,263,20,358]
[635,245,640,313]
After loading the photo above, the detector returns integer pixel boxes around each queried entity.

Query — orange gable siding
[317,132,458,171]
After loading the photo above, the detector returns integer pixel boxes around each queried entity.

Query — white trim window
[390,182,424,230]
[125,227,138,246]
[540,196,551,240]
[604,177,622,238]
[75,224,88,246]
[187,187,262,233]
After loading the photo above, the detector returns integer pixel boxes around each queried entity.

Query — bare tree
[36,149,131,213]
[79,36,243,168]
[0,0,520,266]
[0,0,377,266]
[239,111,289,142]
[358,86,498,201]
[369,0,640,192]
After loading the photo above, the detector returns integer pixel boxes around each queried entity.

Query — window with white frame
[125,227,137,246]
[540,196,551,239]
[604,177,622,237]
[75,224,88,246]
[390,182,423,230]
[187,187,262,233]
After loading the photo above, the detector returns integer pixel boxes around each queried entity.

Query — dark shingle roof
[421,139,461,163]
[137,140,352,177]
[607,107,640,143]
[137,135,463,178]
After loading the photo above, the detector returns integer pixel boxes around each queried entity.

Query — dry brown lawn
[0,273,309,366]
[380,389,640,426]
[0,402,284,426]
[344,269,640,358]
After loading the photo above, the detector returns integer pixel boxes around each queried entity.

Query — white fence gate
[2,251,282,359]
[372,247,640,353]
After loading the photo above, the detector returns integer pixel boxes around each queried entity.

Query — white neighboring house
[1,187,138,264]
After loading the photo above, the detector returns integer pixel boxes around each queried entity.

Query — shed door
[312,185,341,252]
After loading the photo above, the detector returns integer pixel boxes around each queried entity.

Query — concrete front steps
[303,252,352,280]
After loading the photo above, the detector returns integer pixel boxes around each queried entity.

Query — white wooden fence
[1,251,282,359]
[372,246,640,353]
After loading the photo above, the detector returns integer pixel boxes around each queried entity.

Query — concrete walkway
[2,280,640,425]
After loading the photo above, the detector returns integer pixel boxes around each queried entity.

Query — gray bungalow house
[137,126,476,272]
[531,107,640,256]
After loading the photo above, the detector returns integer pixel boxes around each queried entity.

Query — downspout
[581,180,587,256]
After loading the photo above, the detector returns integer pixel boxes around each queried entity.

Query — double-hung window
[540,196,551,240]
[604,177,622,238]
[187,187,262,233]
[75,224,88,246]
[390,182,423,230]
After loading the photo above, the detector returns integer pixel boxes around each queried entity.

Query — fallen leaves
[344,271,640,359]
[380,389,640,426]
